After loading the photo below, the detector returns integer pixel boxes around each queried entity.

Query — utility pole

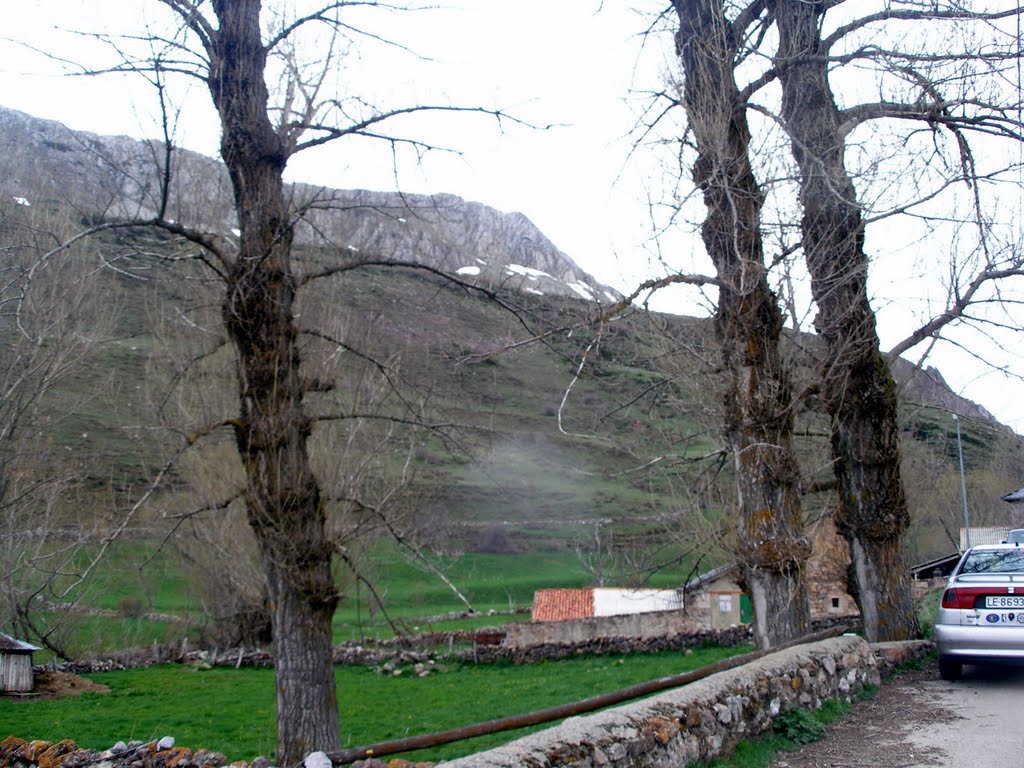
[953,413,971,549]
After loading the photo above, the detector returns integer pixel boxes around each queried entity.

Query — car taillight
[941,587,985,609]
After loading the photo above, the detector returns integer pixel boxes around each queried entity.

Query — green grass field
[33,536,710,655]
[0,646,749,763]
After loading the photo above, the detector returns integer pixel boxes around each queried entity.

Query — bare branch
[156,0,216,51]
[292,104,547,154]
[266,1,432,54]
[823,5,1024,52]
[888,263,1024,359]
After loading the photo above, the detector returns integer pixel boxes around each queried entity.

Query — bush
[117,596,145,618]
[772,707,826,746]
[471,526,522,554]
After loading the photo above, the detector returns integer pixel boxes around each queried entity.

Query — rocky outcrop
[0,105,617,303]
[890,358,998,425]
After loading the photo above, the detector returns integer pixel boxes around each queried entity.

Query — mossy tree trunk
[771,0,919,641]
[192,1,341,763]
[673,0,811,649]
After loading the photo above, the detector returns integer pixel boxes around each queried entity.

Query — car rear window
[960,549,1024,574]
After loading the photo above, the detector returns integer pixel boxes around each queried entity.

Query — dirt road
[772,659,1024,768]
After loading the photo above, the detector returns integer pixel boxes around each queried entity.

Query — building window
[718,595,733,613]
[831,597,841,610]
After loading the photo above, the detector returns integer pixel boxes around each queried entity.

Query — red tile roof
[531,588,594,621]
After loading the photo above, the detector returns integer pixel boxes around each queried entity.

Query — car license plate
[986,595,1024,608]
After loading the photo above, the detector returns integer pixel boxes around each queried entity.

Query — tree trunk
[206,2,341,763]
[674,0,811,648]
[771,0,919,641]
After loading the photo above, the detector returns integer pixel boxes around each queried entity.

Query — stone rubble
[0,736,444,768]
[0,736,234,768]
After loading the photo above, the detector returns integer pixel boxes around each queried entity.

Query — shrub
[772,707,825,746]
[117,596,145,618]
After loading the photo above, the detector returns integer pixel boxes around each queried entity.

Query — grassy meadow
[1,532,742,763]
[27,533,711,655]
[0,201,1010,767]
[0,646,750,763]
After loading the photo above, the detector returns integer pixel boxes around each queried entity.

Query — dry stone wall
[435,635,879,768]
[500,609,707,646]
[470,626,752,665]
[0,736,231,768]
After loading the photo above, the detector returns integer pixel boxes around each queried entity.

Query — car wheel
[938,656,962,681]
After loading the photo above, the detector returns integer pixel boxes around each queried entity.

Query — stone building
[804,514,859,620]
[527,513,859,640]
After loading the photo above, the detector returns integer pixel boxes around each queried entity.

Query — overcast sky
[2,1,1023,435]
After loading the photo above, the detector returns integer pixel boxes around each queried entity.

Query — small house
[682,563,745,629]
[0,632,39,693]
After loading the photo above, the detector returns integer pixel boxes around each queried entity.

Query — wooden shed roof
[0,632,39,653]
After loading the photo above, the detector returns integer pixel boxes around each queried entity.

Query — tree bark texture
[771,0,919,641]
[203,2,341,763]
[673,0,811,649]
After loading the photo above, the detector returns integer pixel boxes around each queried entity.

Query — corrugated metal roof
[0,632,39,653]
[684,562,740,592]
[592,589,684,617]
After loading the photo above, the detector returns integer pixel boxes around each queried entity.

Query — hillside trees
[0,202,111,654]
[669,0,811,649]
[768,0,1024,640]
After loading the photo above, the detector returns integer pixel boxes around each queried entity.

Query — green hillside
[2,196,1022,657]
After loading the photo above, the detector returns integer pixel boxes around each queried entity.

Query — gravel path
[772,659,1024,768]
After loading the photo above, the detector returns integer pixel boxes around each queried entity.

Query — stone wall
[470,626,753,664]
[436,635,879,768]
[501,608,708,647]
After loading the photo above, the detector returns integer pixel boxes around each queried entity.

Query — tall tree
[769,0,916,641]
[768,0,1024,640]
[671,0,811,648]
[59,2,517,762]
[178,3,341,759]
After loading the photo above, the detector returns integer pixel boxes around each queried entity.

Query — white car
[935,543,1024,681]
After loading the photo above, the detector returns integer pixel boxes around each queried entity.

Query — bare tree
[768,0,917,641]
[767,0,1024,640]
[668,0,811,649]
[0,201,111,655]
[33,2,528,762]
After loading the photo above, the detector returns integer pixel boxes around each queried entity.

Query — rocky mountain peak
[0,105,617,303]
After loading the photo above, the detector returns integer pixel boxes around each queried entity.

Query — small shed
[0,632,39,693]
[911,551,962,581]
[683,563,744,629]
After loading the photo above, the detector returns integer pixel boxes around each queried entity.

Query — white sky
[2,1,1023,435]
